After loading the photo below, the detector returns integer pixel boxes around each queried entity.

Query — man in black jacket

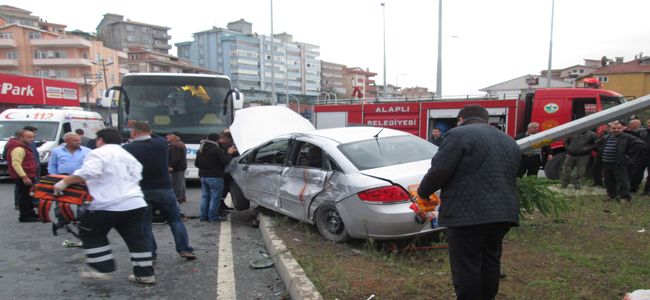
[598,121,645,201]
[418,105,521,300]
[123,121,196,261]
[195,132,236,222]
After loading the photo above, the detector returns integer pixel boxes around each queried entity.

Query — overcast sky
[10,0,650,96]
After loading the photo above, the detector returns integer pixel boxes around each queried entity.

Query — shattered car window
[338,135,436,171]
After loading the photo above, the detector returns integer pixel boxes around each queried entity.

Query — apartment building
[321,61,346,99]
[126,46,214,74]
[97,13,172,54]
[0,23,126,105]
[343,67,377,100]
[176,19,321,104]
[0,5,66,36]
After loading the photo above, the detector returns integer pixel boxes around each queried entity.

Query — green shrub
[517,176,571,217]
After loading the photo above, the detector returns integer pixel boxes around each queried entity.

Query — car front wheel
[230,182,250,211]
[315,203,350,243]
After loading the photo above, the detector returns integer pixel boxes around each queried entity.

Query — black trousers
[603,163,630,199]
[78,207,154,277]
[629,160,649,192]
[15,178,35,221]
[517,155,541,177]
[447,223,511,300]
[592,155,603,185]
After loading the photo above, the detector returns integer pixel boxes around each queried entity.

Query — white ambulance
[0,107,105,176]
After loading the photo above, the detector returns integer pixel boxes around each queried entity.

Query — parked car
[228,109,442,242]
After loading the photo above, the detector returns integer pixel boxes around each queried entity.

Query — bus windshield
[119,75,232,142]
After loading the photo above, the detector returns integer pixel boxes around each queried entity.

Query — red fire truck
[313,88,627,178]
[0,73,80,111]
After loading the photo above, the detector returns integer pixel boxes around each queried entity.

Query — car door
[277,141,330,221]
[241,139,290,209]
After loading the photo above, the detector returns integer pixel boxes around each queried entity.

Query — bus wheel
[544,152,566,180]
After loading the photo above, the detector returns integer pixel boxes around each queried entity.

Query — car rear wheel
[315,203,350,243]
[230,182,250,211]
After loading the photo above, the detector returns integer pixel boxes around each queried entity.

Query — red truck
[313,88,627,178]
[0,72,80,111]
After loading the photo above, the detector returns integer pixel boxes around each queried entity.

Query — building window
[143,27,151,33]
[127,35,136,42]
[7,51,18,59]
[129,54,139,59]
[126,25,135,31]
[598,76,608,83]
[96,72,103,80]
[28,32,41,39]
[0,32,12,39]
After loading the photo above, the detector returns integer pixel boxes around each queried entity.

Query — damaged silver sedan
[227,125,442,242]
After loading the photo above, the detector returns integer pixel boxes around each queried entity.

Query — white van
[0,107,105,176]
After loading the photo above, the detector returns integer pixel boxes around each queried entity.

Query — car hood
[359,159,432,190]
[230,106,315,154]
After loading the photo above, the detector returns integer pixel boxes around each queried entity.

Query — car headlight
[39,150,51,162]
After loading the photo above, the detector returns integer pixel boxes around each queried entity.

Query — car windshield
[338,135,437,170]
[120,75,232,142]
[0,121,59,141]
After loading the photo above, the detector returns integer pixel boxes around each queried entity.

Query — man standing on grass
[598,121,644,202]
[418,105,521,300]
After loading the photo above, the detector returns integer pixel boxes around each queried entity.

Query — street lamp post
[395,73,407,97]
[381,2,387,100]
[546,0,555,88]
[270,0,276,105]
[436,0,442,98]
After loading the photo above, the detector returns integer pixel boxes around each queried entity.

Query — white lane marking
[217,196,236,300]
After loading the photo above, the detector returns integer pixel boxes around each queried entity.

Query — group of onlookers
[6,121,241,285]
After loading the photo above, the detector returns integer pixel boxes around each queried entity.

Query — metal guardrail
[313,94,506,105]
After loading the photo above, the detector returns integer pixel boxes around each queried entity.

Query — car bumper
[336,196,443,240]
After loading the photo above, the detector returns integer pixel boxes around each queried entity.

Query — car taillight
[358,185,410,204]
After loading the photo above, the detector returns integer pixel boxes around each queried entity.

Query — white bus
[106,73,243,179]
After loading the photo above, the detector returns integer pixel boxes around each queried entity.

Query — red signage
[0,73,79,106]
[363,103,420,134]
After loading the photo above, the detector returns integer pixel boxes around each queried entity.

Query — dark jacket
[195,140,231,178]
[122,135,172,190]
[428,135,443,146]
[564,130,597,156]
[418,121,521,227]
[597,132,645,165]
[168,140,187,172]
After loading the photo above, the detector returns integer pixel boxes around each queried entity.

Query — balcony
[33,58,93,67]
[0,39,17,48]
[119,67,129,74]
[0,59,19,67]
[153,32,171,40]
[30,38,91,48]
[153,43,172,50]
[58,77,87,85]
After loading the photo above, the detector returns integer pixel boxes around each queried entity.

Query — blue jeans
[142,189,193,258]
[200,177,224,221]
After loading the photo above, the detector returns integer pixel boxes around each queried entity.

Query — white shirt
[73,144,147,211]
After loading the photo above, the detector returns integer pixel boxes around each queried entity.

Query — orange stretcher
[31,174,92,223]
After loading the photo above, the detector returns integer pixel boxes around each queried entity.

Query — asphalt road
[0,180,286,299]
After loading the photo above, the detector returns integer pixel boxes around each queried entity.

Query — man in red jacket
[6,130,38,222]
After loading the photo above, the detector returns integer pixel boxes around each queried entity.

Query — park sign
[0,73,79,107]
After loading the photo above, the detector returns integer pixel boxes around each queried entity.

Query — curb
[257,212,324,300]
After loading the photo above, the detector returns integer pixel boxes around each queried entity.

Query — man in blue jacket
[123,121,196,261]
[418,105,521,300]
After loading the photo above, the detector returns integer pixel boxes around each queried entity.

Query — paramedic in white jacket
[53,128,155,284]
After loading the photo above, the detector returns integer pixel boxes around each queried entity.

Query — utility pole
[93,57,113,125]
[83,74,91,110]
